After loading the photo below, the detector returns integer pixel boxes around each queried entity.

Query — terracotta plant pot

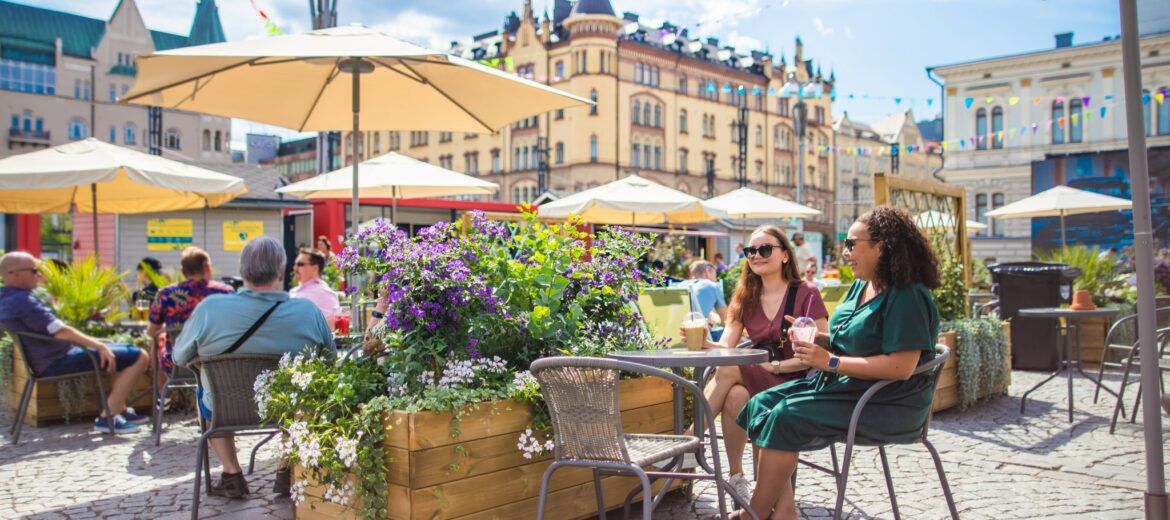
[1070,289,1097,311]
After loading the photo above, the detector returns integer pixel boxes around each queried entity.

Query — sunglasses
[294,262,310,267]
[843,238,875,251]
[7,267,39,275]
[743,244,783,259]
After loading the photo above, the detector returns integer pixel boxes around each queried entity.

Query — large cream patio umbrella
[536,174,727,225]
[985,185,1132,246]
[276,151,497,222]
[703,187,821,247]
[0,138,246,250]
[121,23,591,241]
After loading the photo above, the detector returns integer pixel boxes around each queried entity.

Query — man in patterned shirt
[146,247,234,375]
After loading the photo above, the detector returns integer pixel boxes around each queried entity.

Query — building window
[522,146,529,169]
[109,83,117,102]
[643,144,650,168]
[590,90,598,115]
[975,108,988,150]
[164,128,181,150]
[108,125,116,143]
[653,146,661,170]
[653,105,661,128]
[589,135,598,162]
[373,132,381,153]
[390,131,400,150]
[440,131,453,143]
[491,149,501,173]
[678,148,688,173]
[555,142,564,164]
[554,61,564,80]
[755,160,763,183]
[755,125,762,147]
[679,109,688,133]
[643,103,651,127]
[214,130,223,151]
[555,109,564,120]
[0,59,57,95]
[991,193,1005,236]
[635,63,643,84]
[632,100,641,125]
[632,143,641,167]
[1051,100,1065,144]
[68,118,87,140]
[991,106,1004,149]
[679,73,687,95]
[778,98,789,117]
[123,123,136,145]
[202,130,211,151]
[1069,98,1083,143]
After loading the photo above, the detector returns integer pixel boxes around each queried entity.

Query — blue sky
[28,0,1122,147]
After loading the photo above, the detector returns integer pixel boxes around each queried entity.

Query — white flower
[516,428,555,459]
[335,436,359,468]
[290,480,307,505]
[291,370,313,390]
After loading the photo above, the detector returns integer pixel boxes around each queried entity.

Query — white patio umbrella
[704,187,821,220]
[0,138,246,250]
[536,174,727,225]
[121,23,591,240]
[913,210,988,233]
[276,151,497,221]
[984,185,1132,246]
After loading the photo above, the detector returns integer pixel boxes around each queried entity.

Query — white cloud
[726,31,763,53]
[812,16,834,37]
[369,9,462,51]
[844,26,854,40]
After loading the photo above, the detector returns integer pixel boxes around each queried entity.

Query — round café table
[608,347,768,516]
[1017,307,1120,423]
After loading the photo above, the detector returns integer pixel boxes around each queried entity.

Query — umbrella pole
[91,183,98,258]
[392,187,398,227]
[339,58,374,334]
[1060,210,1066,249]
[1119,1,1168,517]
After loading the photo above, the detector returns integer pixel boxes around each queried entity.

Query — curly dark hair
[857,206,941,290]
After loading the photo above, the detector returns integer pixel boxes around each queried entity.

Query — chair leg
[1092,346,1114,404]
[1110,349,1138,433]
[921,438,960,520]
[535,462,561,520]
[1130,382,1143,425]
[11,378,34,444]
[878,446,901,520]
[191,432,208,520]
[833,442,855,520]
[830,443,841,475]
[154,376,170,447]
[592,468,607,520]
[92,370,114,436]
[633,468,653,520]
[249,432,278,475]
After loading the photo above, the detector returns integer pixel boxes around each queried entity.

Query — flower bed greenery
[255,210,661,519]
[942,317,1009,410]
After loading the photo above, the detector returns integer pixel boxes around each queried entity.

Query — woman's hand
[678,324,719,349]
[792,338,829,370]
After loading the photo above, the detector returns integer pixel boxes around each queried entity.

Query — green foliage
[38,256,130,327]
[942,318,1009,410]
[1037,245,1134,306]
[717,259,743,305]
[649,233,691,278]
[933,255,967,322]
[836,265,855,285]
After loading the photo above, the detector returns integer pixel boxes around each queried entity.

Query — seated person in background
[132,256,163,304]
[685,226,829,500]
[0,252,149,434]
[736,207,942,520]
[714,253,730,272]
[174,237,334,499]
[290,248,341,328]
[802,258,824,287]
[146,247,233,376]
[674,261,729,339]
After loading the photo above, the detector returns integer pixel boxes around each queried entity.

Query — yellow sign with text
[147,219,193,251]
[223,221,263,251]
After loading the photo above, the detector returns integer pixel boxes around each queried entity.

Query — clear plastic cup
[790,316,818,345]
[682,311,707,351]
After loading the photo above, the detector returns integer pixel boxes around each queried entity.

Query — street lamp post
[782,71,821,205]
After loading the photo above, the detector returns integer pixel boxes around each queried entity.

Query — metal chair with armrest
[5,330,116,443]
[152,324,199,446]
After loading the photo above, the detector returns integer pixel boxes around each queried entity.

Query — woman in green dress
[733,206,942,520]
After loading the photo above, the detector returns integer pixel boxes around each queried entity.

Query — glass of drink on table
[682,312,708,351]
[134,298,151,321]
[790,316,818,345]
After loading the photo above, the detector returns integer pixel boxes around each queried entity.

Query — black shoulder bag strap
[221,301,282,355]
[778,283,801,339]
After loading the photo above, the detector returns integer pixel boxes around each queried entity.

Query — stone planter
[7,340,153,426]
[295,376,682,520]
[931,320,1013,413]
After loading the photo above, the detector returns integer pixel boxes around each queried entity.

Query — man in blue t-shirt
[0,252,149,434]
[675,260,728,325]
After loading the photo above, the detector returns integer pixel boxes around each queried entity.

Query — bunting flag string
[249,0,283,36]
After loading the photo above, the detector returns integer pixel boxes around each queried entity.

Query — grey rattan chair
[5,330,116,443]
[795,345,959,520]
[152,324,199,446]
[530,356,742,520]
[186,353,282,520]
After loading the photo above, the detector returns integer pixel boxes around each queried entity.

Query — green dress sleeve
[880,283,940,355]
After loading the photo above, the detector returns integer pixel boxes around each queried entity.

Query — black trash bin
[989,262,1081,371]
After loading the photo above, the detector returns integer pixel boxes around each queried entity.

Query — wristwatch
[371,310,386,320]
[827,355,841,373]
[770,360,780,372]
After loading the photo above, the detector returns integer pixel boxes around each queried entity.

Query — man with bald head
[0,252,149,434]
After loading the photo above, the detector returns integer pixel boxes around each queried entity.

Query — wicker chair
[5,330,116,443]
[530,356,743,520]
[795,345,959,520]
[151,324,199,446]
[186,353,282,520]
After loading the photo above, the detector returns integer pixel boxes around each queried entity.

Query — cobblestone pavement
[0,370,1166,519]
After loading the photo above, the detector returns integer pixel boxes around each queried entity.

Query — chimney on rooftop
[1055,32,1074,48]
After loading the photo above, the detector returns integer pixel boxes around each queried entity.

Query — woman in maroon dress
[695,225,829,497]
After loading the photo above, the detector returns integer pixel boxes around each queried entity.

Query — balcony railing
[8,128,50,142]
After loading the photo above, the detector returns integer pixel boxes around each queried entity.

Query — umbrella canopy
[0,138,247,214]
[276,152,497,200]
[537,174,727,225]
[913,210,988,233]
[703,187,821,219]
[985,185,1132,246]
[120,24,591,133]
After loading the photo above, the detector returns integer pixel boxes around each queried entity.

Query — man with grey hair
[674,260,728,338]
[174,236,332,499]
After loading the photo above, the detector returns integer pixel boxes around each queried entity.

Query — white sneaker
[727,473,753,500]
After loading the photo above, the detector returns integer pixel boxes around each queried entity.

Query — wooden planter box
[7,341,153,426]
[296,376,682,520]
[1076,315,1110,368]
[931,320,1013,413]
